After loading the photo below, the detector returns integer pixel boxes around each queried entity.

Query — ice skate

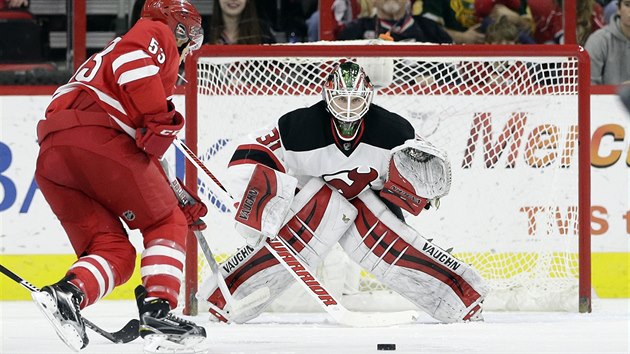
[31,278,88,351]
[136,285,206,353]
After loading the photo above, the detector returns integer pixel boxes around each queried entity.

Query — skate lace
[165,313,194,326]
[72,298,83,321]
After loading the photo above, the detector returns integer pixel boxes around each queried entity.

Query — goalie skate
[31,280,88,352]
[136,286,206,353]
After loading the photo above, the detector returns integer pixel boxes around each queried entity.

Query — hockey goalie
[198,61,489,324]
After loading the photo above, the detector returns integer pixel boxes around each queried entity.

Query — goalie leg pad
[199,178,357,323]
[339,189,489,323]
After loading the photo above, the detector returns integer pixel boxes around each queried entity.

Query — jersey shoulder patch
[277,101,333,152]
[362,104,415,149]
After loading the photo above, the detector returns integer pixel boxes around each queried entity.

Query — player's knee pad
[339,189,489,323]
[199,178,357,323]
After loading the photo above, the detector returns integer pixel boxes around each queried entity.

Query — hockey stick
[158,157,271,321]
[172,138,420,327]
[0,264,140,343]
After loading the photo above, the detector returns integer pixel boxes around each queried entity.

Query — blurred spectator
[306,9,320,41]
[575,0,605,43]
[420,0,486,43]
[485,13,520,43]
[357,0,376,17]
[256,0,312,42]
[458,16,532,88]
[604,0,618,23]
[476,0,536,43]
[207,0,275,44]
[1,0,28,9]
[337,0,452,43]
[333,0,360,25]
[0,0,30,17]
[307,0,373,42]
[584,0,630,84]
[528,0,604,45]
[411,0,422,15]
[0,0,44,63]
[131,0,145,25]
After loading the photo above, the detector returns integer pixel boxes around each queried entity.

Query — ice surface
[1,298,628,354]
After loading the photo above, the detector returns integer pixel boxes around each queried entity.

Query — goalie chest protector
[275,101,415,199]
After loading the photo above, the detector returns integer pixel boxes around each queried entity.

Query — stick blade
[110,319,140,343]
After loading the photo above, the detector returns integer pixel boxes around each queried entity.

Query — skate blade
[31,291,84,352]
[143,334,208,353]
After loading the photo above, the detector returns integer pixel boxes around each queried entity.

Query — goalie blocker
[233,164,298,248]
[198,178,357,323]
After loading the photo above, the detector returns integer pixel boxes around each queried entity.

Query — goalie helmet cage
[182,43,591,316]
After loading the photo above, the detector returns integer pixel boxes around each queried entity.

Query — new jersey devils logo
[323,167,379,199]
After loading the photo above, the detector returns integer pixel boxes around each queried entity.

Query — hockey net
[182,42,591,316]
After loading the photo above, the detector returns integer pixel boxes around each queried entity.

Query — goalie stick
[172,138,420,327]
[158,157,271,321]
[0,264,139,344]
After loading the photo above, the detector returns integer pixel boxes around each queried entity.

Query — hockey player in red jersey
[31,0,207,352]
[199,61,489,325]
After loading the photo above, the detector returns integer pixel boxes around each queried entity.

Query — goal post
[183,43,591,316]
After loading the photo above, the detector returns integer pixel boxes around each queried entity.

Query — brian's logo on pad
[323,167,378,199]
[238,188,259,221]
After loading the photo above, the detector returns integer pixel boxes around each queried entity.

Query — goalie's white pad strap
[234,164,297,245]
[339,189,489,323]
[382,137,451,215]
[199,178,357,323]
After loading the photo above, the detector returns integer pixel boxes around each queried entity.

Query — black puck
[377,343,396,350]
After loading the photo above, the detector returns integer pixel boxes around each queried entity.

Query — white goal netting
[184,42,590,315]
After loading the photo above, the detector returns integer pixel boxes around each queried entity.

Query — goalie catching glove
[234,164,298,247]
[135,101,184,158]
[380,136,452,215]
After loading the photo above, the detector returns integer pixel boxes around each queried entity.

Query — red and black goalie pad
[353,199,480,306]
[339,189,489,322]
[202,178,357,323]
[379,158,428,215]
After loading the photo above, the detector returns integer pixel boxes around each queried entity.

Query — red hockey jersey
[45,18,181,136]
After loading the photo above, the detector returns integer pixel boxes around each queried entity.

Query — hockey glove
[135,106,184,158]
[177,178,208,231]
[380,137,451,215]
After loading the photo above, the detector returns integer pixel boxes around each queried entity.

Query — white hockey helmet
[323,61,374,141]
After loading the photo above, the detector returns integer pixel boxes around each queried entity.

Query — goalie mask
[323,62,374,141]
[141,0,204,59]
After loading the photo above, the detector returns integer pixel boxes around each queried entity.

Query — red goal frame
[183,44,591,316]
